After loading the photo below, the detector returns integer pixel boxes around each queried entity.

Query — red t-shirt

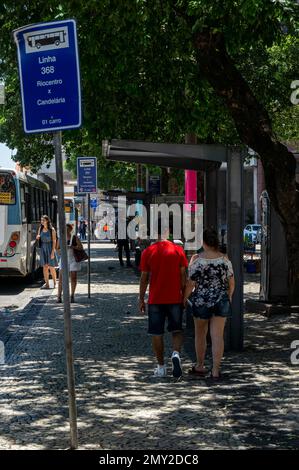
[140,240,188,304]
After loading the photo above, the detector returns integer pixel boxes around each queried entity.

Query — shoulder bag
[71,235,89,262]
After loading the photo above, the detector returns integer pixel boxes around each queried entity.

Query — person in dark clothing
[79,220,87,241]
[91,220,95,240]
[117,238,132,267]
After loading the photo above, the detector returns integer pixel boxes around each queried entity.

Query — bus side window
[44,191,47,215]
[45,193,50,218]
[25,189,32,223]
[40,189,45,219]
[43,191,46,215]
[47,193,52,214]
[40,190,44,216]
[20,184,27,223]
[35,188,40,221]
[39,189,44,218]
[31,187,36,221]
[45,192,49,215]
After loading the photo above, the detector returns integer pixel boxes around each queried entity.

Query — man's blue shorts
[148,304,183,336]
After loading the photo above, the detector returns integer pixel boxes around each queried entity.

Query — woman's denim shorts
[192,294,232,320]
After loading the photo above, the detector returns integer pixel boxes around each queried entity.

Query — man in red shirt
[139,218,188,378]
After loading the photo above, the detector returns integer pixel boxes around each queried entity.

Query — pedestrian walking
[117,237,132,267]
[184,228,235,380]
[139,217,188,378]
[116,218,132,267]
[57,223,83,303]
[103,221,109,240]
[36,215,57,289]
[91,220,96,240]
[79,220,87,241]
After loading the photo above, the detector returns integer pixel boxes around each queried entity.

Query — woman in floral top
[184,229,235,380]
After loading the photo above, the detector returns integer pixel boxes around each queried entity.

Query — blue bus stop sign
[77,157,97,194]
[13,19,81,133]
[90,199,97,209]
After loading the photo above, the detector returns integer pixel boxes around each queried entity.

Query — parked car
[244,224,261,244]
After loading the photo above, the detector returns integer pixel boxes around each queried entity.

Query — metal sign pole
[54,131,78,449]
[77,156,96,298]
[88,193,91,298]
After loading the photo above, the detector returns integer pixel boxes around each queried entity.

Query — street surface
[0,243,298,450]
[0,274,44,311]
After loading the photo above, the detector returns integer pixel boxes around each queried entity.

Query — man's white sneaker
[171,352,182,378]
[153,365,167,377]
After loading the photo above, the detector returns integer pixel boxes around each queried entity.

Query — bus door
[18,182,29,274]
[25,184,36,273]
[0,204,7,254]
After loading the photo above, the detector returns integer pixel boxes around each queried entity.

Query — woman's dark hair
[203,228,219,249]
[41,215,53,231]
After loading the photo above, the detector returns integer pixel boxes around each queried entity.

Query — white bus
[0,169,56,277]
[64,197,76,224]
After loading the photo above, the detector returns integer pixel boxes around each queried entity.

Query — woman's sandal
[208,371,222,381]
[188,366,209,377]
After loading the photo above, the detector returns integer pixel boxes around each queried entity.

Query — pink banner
[185,170,197,212]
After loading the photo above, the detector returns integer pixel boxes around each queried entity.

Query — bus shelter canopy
[104,140,227,171]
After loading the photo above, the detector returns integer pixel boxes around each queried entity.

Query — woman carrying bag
[57,223,88,303]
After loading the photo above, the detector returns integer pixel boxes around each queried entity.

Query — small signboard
[0,193,12,204]
[77,157,97,194]
[13,19,81,133]
[90,199,97,209]
[149,175,161,195]
[74,185,86,198]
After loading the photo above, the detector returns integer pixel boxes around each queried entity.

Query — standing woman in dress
[36,215,57,289]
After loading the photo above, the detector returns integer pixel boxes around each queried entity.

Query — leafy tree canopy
[0,0,298,187]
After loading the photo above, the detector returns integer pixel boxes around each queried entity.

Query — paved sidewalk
[0,243,298,449]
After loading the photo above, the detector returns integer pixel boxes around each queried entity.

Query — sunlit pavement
[0,242,298,449]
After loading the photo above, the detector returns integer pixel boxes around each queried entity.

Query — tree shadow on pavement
[0,246,298,449]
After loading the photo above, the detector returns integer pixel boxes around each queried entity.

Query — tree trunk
[193,29,299,304]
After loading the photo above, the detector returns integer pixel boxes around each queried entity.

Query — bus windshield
[0,173,16,205]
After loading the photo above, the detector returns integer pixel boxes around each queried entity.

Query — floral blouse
[189,256,234,308]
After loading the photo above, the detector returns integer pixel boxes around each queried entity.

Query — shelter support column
[226,147,244,351]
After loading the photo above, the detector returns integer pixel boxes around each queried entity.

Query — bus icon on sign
[24,26,69,53]
[28,30,66,49]
[80,160,95,167]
